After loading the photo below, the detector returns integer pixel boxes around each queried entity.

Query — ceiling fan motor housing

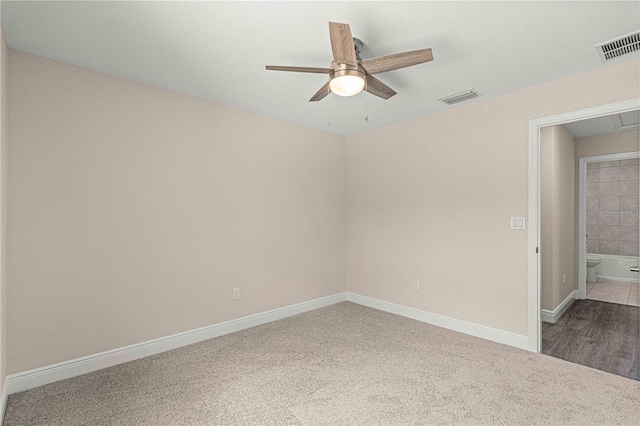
[330,63,366,79]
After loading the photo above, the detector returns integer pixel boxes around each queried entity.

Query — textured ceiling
[2,1,640,136]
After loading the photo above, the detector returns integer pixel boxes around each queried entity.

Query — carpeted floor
[4,302,640,425]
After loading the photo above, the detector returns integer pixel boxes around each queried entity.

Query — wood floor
[542,299,639,380]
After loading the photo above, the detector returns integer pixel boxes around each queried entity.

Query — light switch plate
[511,217,526,230]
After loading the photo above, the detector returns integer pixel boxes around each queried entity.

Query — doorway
[528,98,640,353]
[578,152,640,306]
[541,123,639,378]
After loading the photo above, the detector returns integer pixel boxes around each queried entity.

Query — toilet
[587,257,601,283]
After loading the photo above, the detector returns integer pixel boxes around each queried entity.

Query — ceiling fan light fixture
[329,69,365,97]
[266,22,434,102]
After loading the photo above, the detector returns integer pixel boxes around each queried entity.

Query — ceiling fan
[266,22,433,102]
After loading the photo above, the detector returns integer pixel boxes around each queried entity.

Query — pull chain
[364,83,369,123]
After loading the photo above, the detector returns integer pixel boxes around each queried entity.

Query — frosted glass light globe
[329,75,365,97]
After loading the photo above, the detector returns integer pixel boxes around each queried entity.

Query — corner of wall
[540,125,576,311]
[0,15,9,417]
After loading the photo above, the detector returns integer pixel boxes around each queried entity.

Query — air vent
[612,110,640,131]
[596,31,640,62]
[438,89,481,105]
[619,110,640,127]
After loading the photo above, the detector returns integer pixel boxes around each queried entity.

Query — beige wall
[540,126,576,311]
[5,47,640,375]
[575,129,640,159]
[347,58,639,335]
[8,50,347,373]
[0,24,7,389]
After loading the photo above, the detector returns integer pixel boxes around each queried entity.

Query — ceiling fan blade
[360,48,433,75]
[266,66,332,74]
[329,22,358,66]
[364,76,397,100]
[309,81,331,102]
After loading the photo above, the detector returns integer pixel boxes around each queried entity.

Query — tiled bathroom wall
[586,159,639,256]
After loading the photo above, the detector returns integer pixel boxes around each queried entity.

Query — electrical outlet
[233,288,240,300]
[562,274,566,286]
[413,280,420,291]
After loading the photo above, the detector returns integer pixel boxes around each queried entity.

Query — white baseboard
[346,292,530,351]
[596,275,639,284]
[1,292,347,401]
[541,290,577,324]
[1,290,536,415]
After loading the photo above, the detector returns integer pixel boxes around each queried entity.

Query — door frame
[527,98,640,353]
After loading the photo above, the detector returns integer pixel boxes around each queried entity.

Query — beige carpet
[4,302,640,425]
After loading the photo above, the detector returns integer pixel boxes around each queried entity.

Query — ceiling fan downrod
[353,38,363,61]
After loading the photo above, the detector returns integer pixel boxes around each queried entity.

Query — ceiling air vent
[438,89,481,105]
[596,31,640,62]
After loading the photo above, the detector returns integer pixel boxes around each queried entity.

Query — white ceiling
[2,1,639,136]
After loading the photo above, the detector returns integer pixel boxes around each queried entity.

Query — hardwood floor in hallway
[542,299,639,380]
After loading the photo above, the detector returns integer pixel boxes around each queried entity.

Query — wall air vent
[595,31,640,62]
[438,89,481,105]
